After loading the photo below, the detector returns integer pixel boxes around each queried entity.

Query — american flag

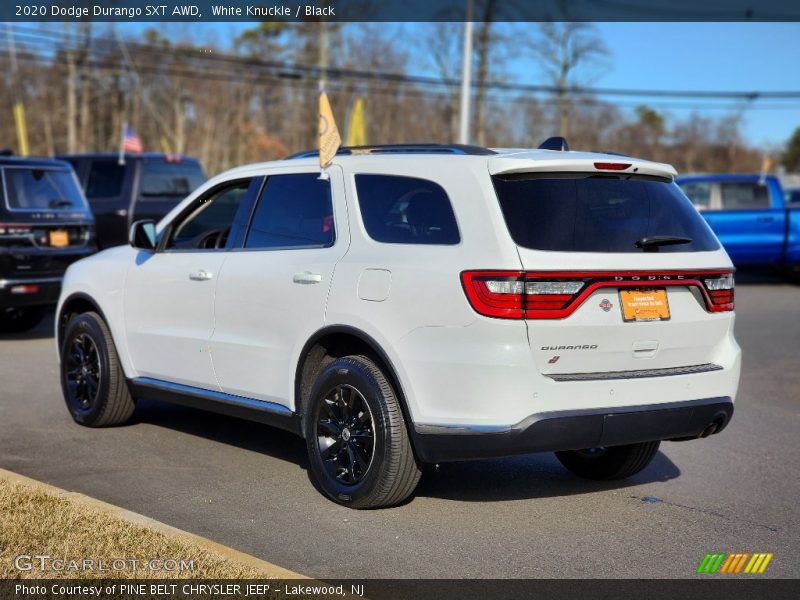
[122,125,143,153]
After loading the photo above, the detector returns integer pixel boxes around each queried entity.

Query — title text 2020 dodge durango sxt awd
[56,141,740,508]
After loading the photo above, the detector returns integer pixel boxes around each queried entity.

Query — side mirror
[129,220,157,251]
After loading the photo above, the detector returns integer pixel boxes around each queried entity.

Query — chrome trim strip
[414,423,512,435]
[131,377,293,417]
[546,363,723,382]
[0,277,63,289]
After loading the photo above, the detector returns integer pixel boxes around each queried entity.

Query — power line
[8,24,800,103]
[10,45,800,114]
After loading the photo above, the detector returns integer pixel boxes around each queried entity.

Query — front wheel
[555,441,660,480]
[304,355,421,509]
[60,311,135,427]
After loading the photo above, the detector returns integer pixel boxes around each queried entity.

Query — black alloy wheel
[316,384,376,485]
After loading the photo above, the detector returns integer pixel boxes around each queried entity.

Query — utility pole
[318,20,328,91]
[6,25,29,155]
[458,0,474,145]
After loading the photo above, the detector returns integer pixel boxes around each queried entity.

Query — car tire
[304,354,421,509]
[0,306,46,333]
[60,311,135,427]
[555,441,660,480]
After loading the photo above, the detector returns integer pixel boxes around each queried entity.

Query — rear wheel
[304,355,421,509]
[0,306,46,333]
[60,311,135,427]
[555,441,660,480]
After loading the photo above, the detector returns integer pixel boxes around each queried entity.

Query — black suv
[0,157,95,333]
[59,153,206,249]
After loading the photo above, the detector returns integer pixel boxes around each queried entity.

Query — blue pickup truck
[676,174,800,279]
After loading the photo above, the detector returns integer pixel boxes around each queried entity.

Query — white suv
[56,140,741,509]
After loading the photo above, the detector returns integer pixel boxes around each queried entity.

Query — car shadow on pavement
[132,398,680,503]
[0,313,55,341]
[131,399,310,469]
[413,450,680,502]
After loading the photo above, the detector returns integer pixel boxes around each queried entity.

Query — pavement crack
[632,495,780,533]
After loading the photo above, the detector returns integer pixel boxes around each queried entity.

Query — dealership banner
[4,579,800,600]
[3,0,800,22]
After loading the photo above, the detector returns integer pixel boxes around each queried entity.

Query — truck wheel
[60,311,135,427]
[305,355,421,509]
[0,306,46,333]
[555,441,660,480]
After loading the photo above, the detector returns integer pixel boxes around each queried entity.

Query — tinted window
[678,181,711,209]
[719,182,770,210]
[85,160,126,199]
[168,181,250,249]
[786,189,800,204]
[492,174,719,253]
[245,174,334,249]
[2,167,88,211]
[140,160,205,200]
[355,175,460,245]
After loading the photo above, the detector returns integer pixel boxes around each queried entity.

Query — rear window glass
[492,174,719,253]
[719,182,770,210]
[355,175,460,245]
[85,160,126,200]
[140,160,205,200]
[2,167,87,211]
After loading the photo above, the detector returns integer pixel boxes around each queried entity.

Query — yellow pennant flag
[318,90,341,170]
[346,97,366,147]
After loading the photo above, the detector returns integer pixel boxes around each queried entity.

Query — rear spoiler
[488,154,678,180]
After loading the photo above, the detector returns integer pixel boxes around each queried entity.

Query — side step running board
[128,377,302,436]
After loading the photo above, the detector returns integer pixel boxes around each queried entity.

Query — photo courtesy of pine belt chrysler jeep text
[55,139,741,509]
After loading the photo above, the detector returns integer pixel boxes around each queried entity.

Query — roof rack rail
[286,144,497,160]
[538,137,570,151]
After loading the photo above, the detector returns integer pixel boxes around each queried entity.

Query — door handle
[756,216,775,223]
[189,270,213,281]
[293,271,322,284]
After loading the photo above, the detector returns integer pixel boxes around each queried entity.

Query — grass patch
[0,477,278,579]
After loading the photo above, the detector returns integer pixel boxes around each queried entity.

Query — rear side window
[492,174,720,253]
[140,160,206,200]
[2,167,87,211]
[245,174,334,249]
[85,160,126,200]
[355,175,460,245]
[719,182,770,210]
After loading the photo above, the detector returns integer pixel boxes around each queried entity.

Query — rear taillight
[702,273,735,312]
[461,270,735,319]
[461,271,587,319]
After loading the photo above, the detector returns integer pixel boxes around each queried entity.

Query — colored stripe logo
[696,552,773,574]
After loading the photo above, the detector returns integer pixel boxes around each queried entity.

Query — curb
[0,467,307,580]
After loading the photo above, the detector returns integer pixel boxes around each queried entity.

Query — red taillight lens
[461,271,585,319]
[702,273,735,312]
[461,271,525,319]
[462,270,735,318]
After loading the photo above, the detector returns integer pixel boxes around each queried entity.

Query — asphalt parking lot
[1,276,798,579]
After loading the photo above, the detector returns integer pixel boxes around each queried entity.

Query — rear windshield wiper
[49,199,74,208]
[635,236,692,252]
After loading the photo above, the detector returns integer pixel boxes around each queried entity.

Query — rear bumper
[0,277,62,307]
[411,397,733,463]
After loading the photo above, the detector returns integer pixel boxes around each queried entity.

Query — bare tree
[529,22,608,138]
